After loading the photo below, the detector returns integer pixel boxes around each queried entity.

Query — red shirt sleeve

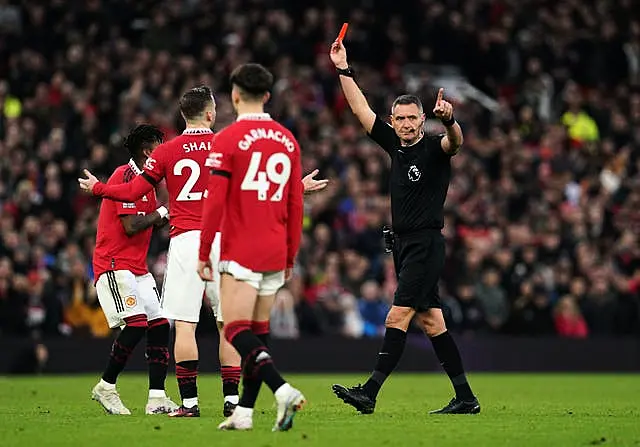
[199,139,232,261]
[107,173,139,216]
[94,173,154,202]
[93,145,165,201]
[286,145,304,268]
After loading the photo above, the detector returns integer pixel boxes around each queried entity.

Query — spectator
[271,288,300,339]
[357,280,389,337]
[475,267,509,332]
[509,284,556,335]
[554,295,589,339]
[0,0,639,339]
[454,281,486,334]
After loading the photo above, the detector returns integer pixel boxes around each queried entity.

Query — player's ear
[231,87,240,106]
[262,92,271,104]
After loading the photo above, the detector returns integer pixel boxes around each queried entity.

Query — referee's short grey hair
[391,95,423,114]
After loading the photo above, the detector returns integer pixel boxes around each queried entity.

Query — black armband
[336,66,355,78]
[142,172,158,186]
[441,116,456,127]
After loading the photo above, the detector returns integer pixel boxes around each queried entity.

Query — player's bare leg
[217,321,241,416]
[144,318,179,414]
[92,314,148,415]
[220,293,274,430]
[168,321,200,417]
[218,275,305,432]
[418,309,480,414]
[333,305,414,414]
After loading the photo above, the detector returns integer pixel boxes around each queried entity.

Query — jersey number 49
[241,152,291,202]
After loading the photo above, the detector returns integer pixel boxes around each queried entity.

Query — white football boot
[91,382,131,415]
[273,383,306,432]
[145,396,179,415]
[218,406,254,431]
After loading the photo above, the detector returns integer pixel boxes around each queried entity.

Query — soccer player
[80,86,230,417]
[328,39,481,414]
[79,87,328,417]
[197,63,306,432]
[91,124,178,415]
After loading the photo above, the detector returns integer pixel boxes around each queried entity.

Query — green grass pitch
[1,373,639,446]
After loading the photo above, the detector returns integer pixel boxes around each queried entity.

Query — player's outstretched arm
[78,169,155,202]
[286,155,304,275]
[329,40,376,134]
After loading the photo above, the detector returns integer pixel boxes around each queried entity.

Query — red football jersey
[93,160,157,280]
[94,128,214,237]
[199,113,304,272]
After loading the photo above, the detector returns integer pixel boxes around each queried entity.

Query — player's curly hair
[229,63,274,101]
[179,85,214,121]
[123,124,164,159]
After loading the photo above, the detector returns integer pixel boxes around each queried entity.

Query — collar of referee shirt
[182,128,214,135]
[128,158,143,175]
[237,113,272,121]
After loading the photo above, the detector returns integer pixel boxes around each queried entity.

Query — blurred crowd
[1,0,639,341]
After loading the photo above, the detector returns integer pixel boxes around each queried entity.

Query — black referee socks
[362,327,407,398]
[430,331,474,400]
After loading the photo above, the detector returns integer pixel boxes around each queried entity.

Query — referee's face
[390,104,425,146]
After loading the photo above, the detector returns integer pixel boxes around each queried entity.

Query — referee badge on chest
[408,164,422,182]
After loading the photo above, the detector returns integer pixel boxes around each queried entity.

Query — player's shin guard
[146,318,170,393]
[102,314,147,384]
[176,360,199,407]
[429,331,474,400]
[224,320,285,394]
[362,327,407,398]
[238,320,270,409]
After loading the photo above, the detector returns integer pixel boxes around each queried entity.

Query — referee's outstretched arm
[329,39,375,134]
[432,88,464,155]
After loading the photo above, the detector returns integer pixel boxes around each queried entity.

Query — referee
[329,39,480,415]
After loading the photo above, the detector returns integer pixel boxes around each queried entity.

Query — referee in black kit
[329,38,480,415]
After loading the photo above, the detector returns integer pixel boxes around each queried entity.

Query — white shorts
[161,230,221,323]
[219,260,285,296]
[96,271,163,329]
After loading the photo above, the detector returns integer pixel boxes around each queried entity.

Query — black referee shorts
[392,229,445,312]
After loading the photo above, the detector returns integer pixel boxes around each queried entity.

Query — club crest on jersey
[124,296,137,308]
[408,165,422,182]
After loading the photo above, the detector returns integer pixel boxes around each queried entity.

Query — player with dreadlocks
[91,124,179,415]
